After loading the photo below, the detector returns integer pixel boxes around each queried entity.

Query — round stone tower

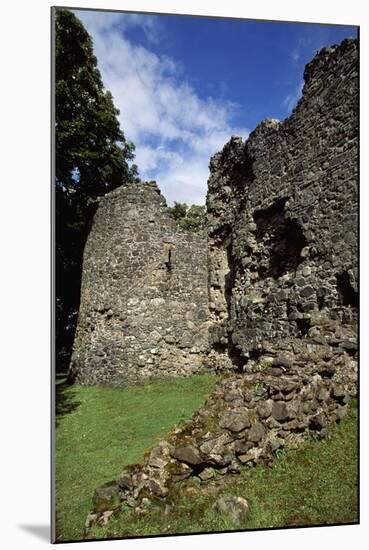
[69,181,210,385]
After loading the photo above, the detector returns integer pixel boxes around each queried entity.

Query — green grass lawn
[55,375,218,541]
[55,376,358,542]
[89,403,358,540]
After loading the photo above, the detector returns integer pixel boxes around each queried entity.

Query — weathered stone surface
[148,456,167,469]
[248,422,266,443]
[198,468,215,481]
[170,445,203,465]
[206,38,357,374]
[340,340,357,353]
[213,495,250,524]
[218,409,251,432]
[256,399,273,419]
[272,401,290,422]
[84,40,358,530]
[238,447,263,464]
[85,513,98,530]
[199,433,233,462]
[309,413,327,431]
[98,510,115,526]
[69,181,210,385]
[117,473,132,490]
[265,434,282,453]
[92,481,121,513]
[148,479,169,497]
[272,356,293,369]
[171,462,193,482]
[234,439,253,455]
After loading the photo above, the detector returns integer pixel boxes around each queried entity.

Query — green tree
[54,9,138,374]
[185,204,206,231]
[55,8,137,196]
[167,202,188,221]
[168,202,206,232]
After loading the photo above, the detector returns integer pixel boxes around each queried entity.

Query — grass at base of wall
[55,376,358,542]
[54,375,219,542]
[90,405,358,541]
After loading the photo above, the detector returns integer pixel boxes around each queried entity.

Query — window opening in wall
[163,242,176,272]
[336,271,358,308]
[166,249,172,271]
[253,198,307,279]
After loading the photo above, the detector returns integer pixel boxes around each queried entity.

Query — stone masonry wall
[206,38,358,372]
[69,181,210,385]
[85,39,358,530]
[87,359,356,530]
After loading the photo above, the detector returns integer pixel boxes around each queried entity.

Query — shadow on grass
[55,379,81,427]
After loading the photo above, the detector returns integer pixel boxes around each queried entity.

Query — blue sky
[73,9,357,205]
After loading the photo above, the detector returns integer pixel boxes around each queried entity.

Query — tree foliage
[54,9,138,372]
[168,202,206,232]
[55,8,137,197]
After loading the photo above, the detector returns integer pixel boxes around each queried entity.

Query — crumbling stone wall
[70,181,210,385]
[87,359,356,529]
[85,39,358,530]
[206,38,358,371]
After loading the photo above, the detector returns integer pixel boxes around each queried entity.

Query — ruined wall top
[70,181,210,385]
[70,38,358,387]
[206,38,358,371]
[84,38,358,530]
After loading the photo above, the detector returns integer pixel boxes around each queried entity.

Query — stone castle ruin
[69,182,210,385]
[68,39,358,527]
[206,38,358,373]
[71,38,357,388]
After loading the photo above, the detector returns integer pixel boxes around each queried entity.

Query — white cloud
[291,49,300,62]
[74,10,249,204]
[282,81,304,114]
[134,145,183,174]
[74,10,161,43]
[157,157,212,205]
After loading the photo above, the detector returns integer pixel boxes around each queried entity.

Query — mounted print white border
[1,1,368,550]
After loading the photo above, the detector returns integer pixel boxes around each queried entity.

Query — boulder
[148,479,169,497]
[238,446,263,464]
[309,413,327,431]
[234,439,254,455]
[248,422,266,443]
[117,473,132,490]
[218,409,251,432]
[272,356,293,369]
[199,433,233,465]
[170,444,203,465]
[272,401,290,422]
[92,481,121,513]
[199,468,215,481]
[213,495,250,524]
